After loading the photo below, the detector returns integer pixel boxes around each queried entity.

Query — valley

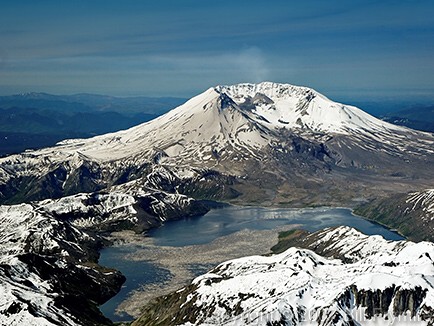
[0,82,433,325]
[98,206,403,321]
[134,226,434,326]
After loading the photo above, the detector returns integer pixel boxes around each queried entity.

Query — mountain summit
[31,82,413,162]
[0,82,433,205]
[216,82,407,134]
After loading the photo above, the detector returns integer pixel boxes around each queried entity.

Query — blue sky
[1,0,434,100]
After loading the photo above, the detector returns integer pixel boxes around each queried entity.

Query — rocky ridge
[1,82,433,207]
[133,226,434,326]
[0,201,123,326]
[0,182,208,325]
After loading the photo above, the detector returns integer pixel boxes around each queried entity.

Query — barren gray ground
[106,225,299,317]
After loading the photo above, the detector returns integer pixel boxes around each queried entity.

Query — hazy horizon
[1,85,434,106]
[1,1,434,101]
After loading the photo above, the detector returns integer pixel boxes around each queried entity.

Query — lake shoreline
[99,226,299,321]
[97,205,405,322]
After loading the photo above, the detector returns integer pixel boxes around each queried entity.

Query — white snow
[177,226,434,326]
[2,81,431,181]
[406,189,434,221]
[0,203,91,326]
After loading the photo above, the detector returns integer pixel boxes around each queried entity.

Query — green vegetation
[271,229,308,254]
[354,195,433,243]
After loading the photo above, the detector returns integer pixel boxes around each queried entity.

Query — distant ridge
[0,82,433,206]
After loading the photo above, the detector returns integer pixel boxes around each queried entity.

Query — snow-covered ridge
[0,201,115,326]
[0,82,417,166]
[0,180,207,325]
[290,226,407,262]
[29,174,207,231]
[0,203,91,262]
[216,82,408,135]
[137,226,434,326]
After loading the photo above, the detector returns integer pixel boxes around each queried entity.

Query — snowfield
[0,185,207,325]
[0,82,433,325]
[136,227,434,326]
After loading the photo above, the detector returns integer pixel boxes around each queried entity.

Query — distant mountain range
[0,93,186,156]
[381,105,434,133]
[1,82,433,207]
[0,82,433,325]
[0,92,185,115]
[351,100,434,133]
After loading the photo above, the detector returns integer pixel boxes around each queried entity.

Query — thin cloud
[232,48,270,83]
[144,48,270,84]
[0,49,8,69]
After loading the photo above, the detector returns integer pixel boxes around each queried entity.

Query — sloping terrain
[355,189,434,242]
[133,227,434,326]
[1,82,433,206]
[0,183,207,325]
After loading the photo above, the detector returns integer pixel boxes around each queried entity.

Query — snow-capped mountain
[2,82,429,163]
[25,82,434,158]
[1,82,433,206]
[133,226,434,326]
[0,200,124,326]
[0,181,208,325]
[37,181,209,232]
[355,188,434,242]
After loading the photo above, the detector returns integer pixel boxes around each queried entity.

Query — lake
[99,206,403,322]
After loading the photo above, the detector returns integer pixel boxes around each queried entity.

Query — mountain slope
[355,189,434,242]
[0,181,207,325]
[0,92,185,156]
[0,82,433,206]
[133,227,434,326]
[0,201,123,326]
